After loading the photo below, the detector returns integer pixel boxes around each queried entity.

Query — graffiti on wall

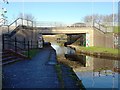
[86,33,90,47]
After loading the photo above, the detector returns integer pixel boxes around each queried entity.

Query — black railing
[2,34,39,58]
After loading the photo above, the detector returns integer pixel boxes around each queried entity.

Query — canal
[49,40,120,89]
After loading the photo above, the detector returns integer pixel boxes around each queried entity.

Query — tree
[83,13,118,26]
[0,0,9,25]
[18,13,37,27]
[84,14,102,23]
[18,13,35,21]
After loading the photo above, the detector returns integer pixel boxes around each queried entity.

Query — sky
[1,2,118,25]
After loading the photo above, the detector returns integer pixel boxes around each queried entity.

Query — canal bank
[52,43,119,89]
[50,43,85,89]
[67,45,120,60]
[42,36,120,89]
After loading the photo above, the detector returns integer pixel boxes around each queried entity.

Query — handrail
[8,18,33,27]
[3,34,39,57]
[8,18,20,27]
[93,21,107,33]
[8,43,25,51]
[94,21,107,28]
[8,18,33,33]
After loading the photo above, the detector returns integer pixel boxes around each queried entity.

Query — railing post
[99,24,100,30]
[32,21,33,28]
[22,18,23,25]
[37,41,38,49]
[8,26,9,33]
[27,20,28,26]
[31,40,32,49]
[28,41,30,58]
[24,38,26,49]
[15,20,17,27]
[2,34,4,50]
[15,37,17,52]
[93,21,94,27]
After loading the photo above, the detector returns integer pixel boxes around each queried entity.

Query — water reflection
[51,42,119,89]
[51,42,75,55]
[75,56,120,89]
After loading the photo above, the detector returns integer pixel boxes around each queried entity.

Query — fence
[93,22,107,33]
[2,34,39,58]
[0,18,33,34]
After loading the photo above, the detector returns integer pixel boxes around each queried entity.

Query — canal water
[51,42,120,89]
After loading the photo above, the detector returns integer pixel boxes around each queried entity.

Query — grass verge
[113,26,119,33]
[23,49,40,58]
[57,56,85,89]
[76,46,118,55]
[54,64,64,88]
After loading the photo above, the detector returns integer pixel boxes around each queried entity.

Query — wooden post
[28,41,30,58]
[15,37,17,52]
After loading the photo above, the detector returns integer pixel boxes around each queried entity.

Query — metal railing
[2,34,39,58]
[0,18,33,34]
[8,18,33,33]
[93,22,107,33]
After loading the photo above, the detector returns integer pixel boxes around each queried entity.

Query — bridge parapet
[93,22,113,33]
[36,27,94,34]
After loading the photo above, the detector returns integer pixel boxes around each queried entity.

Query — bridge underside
[67,34,86,46]
[36,27,92,47]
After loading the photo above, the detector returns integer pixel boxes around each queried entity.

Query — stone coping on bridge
[36,27,94,34]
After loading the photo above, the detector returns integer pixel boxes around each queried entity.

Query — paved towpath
[3,47,59,88]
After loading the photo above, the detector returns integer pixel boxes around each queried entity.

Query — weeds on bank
[54,64,64,88]
[23,49,40,58]
[56,56,85,89]
[78,46,118,55]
